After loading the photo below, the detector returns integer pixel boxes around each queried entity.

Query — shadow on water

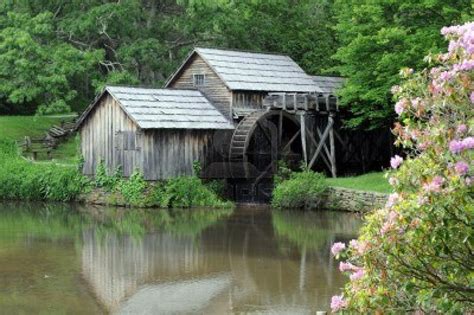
[0,202,362,314]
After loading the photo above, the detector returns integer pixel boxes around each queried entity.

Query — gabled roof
[76,86,234,130]
[165,47,322,93]
[311,76,345,95]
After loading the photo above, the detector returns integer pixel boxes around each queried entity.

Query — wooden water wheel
[229,110,302,180]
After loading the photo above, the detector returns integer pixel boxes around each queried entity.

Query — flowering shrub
[330,22,474,313]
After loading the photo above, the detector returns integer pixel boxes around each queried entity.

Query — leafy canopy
[332,0,472,129]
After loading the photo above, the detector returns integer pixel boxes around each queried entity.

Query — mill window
[193,74,205,86]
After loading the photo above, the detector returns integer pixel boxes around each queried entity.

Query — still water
[0,202,361,314]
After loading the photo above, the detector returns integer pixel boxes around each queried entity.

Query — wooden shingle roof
[311,76,345,95]
[166,48,322,93]
[77,86,234,130]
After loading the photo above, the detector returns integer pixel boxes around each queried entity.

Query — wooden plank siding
[81,94,140,177]
[168,55,232,119]
[80,93,220,180]
[232,91,267,110]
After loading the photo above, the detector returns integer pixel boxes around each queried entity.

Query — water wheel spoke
[281,129,301,152]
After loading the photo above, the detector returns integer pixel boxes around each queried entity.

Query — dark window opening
[193,74,205,86]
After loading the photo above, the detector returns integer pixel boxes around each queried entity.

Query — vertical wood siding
[169,55,232,119]
[80,93,219,180]
[231,91,267,110]
[80,94,141,177]
[141,129,216,180]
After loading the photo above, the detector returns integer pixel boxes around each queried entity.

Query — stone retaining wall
[321,187,388,213]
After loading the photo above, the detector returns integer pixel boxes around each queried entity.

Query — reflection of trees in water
[0,202,233,242]
[0,202,86,242]
[272,210,362,252]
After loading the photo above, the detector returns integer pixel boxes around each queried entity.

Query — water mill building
[76,47,391,201]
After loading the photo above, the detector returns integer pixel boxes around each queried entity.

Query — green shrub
[271,170,327,209]
[95,160,122,190]
[159,176,231,208]
[0,140,90,201]
[204,179,226,197]
[273,160,293,186]
[119,170,148,206]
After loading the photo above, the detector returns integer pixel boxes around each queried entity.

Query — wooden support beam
[314,127,334,172]
[308,118,334,169]
[300,113,307,165]
[282,130,301,152]
[329,114,337,178]
[257,121,272,144]
[278,111,283,147]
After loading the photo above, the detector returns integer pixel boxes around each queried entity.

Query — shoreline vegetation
[272,168,388,212]
[0,115,389,211]
[0,139,233,209]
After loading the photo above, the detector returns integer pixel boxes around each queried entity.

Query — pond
[0,202,362,314]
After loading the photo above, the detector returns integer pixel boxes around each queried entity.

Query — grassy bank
[0,115,75,141]
[0,115,78,163]
[326,172,390,193]
[0,140,232,208]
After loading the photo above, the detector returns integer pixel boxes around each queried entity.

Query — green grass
[326,172,391,193]
[0,115,75,141]
[0,115,78,163]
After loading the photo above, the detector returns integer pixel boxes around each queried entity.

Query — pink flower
[331,242,346,257]
[470,92,474,104]
[390,155,403,169]
[417,141,431,151]
[439,71,452,83]
[423,176,445,193]
[449,140,464,154]
[462,137,474,150]
[350,269,365,281]
[331,295,347,312]
[349,239,367,255]
[456,124,468,135]
[411,97,422,109]
[380,221,392,235]
[349,239,359,249]
[394,99,408,115]
[339,261,357,272]
[385,193,400,208]
[454,161,469,175]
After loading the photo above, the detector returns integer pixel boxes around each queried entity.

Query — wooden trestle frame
[228,92,338,186]
[264,92,338,178]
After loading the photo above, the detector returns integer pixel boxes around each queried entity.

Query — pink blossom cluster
[349,239,367,255]
[454,161,469,176]
[331,295,347,312]
[390,155,403,169]
[457,124,468,135]
[380,210,399,235]
[449,137,474,154]
[339,261,365,281]
[331,242,346,257]
[385,192,400,209]
[441,22,474,54]
[422,176,445,194]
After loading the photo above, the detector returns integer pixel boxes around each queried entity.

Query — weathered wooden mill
[77,48,390,202]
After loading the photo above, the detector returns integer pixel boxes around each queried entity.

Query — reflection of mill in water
[81,210,360,314]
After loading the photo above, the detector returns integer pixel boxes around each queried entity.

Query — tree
[0,10,102,114]
[332,0,472,129]
[0,0,338,115]
[330,22,474,313]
